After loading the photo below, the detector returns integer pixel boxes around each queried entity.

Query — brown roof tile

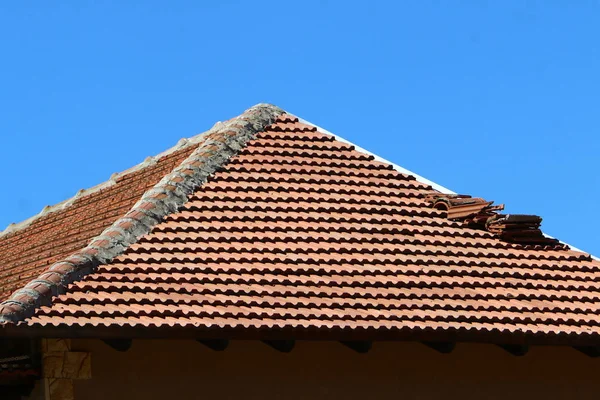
[1,105,599,346]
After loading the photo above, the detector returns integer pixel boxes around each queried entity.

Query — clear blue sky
[0,2,598,256]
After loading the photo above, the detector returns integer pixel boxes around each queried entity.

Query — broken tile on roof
[426,193,561,247]
[0,104,599,347]
[426,193,504,220]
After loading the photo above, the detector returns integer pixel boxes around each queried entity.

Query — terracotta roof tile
[1,105,599,346]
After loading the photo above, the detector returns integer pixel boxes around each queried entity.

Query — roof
[1,104,600,347]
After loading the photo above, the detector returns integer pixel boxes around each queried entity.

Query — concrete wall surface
[32,339,596,400]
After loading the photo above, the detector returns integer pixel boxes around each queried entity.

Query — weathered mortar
[0,103,284,323]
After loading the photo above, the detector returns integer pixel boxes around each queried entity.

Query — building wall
[49,339,600,400]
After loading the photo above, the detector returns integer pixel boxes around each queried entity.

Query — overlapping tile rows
[0,145,197,302]
[15,114,600,343]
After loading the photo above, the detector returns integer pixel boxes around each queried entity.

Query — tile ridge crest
[0,103,285,324]
[0,108,267,239]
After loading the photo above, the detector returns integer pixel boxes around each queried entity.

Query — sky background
[0,1,598,256]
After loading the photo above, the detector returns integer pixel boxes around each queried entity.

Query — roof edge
[296,116,600,261]
[0,103,285,324]
[295,116,455,195]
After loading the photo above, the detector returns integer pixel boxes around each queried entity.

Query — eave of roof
[0,322,596,347]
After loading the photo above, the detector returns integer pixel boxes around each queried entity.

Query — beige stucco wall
[28,338,594,400]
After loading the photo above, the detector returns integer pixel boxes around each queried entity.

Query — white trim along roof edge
[296,116,600,262]
[296,117,456,195]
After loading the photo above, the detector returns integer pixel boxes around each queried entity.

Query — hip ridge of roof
[0,103,284,324]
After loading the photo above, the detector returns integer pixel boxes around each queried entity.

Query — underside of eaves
[1,104,600,347]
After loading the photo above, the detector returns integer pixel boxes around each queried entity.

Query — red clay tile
[1,111,599,346]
